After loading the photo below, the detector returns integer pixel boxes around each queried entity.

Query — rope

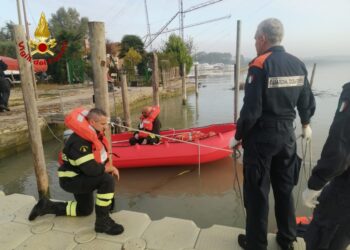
[110,122,235,154]
[232,151,245,218]
[295,136,312,210]
[43,118,63,143]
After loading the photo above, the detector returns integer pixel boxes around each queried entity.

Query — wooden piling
[182,63,187,105]
[88,22,110,115]
[195,63,199,97]
[121,74,131,128]
[161,68,167,90]
[309,63,317,88]
[152,52,160,106]
[88,22,113,165]
[234,20,241,123]
[13,25,49,198]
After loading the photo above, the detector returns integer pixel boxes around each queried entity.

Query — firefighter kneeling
[28,108,124,235]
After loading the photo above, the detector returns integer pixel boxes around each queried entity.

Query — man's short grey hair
[87,108,107,121]
[257,18,284,45]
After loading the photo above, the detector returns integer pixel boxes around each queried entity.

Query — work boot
[237,234,247,249]
[95,215,124,235]
[95,205,124,235]
[28,197,66,221]
[276,237,295,250]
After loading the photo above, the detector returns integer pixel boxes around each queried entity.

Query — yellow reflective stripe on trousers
[66,201,77,216]
[68,154,94,166]
[96,198,112,207]
[96,193,114,200]
[58,171,78,178]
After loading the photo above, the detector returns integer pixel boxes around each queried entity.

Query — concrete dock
[0,191,314,250]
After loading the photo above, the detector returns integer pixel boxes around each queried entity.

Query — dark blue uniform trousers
[304,182,350,250]
[242,122,300,250]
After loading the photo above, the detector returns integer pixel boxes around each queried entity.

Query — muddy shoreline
[0,80,194,159]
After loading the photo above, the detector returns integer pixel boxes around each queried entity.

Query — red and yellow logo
[29,12,56,56]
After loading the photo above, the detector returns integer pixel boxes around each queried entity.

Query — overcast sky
[2,0,350,59]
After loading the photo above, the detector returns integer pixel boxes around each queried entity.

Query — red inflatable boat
[111,123,236,168]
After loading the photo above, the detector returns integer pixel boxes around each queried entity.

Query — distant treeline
[194,51,234,64]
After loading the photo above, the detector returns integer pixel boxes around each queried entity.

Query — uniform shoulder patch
[338,99,349,113]
[80,145,89,153]
[249,52,272,69]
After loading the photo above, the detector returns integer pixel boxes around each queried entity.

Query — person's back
[259,49,312,122]
[230,18,315,250]
[235,46,314,141]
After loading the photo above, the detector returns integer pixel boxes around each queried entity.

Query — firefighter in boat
[28,108,124,235]
[129,105,161,145]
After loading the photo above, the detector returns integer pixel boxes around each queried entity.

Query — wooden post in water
[88,22,109,115]
[13,25,49,198]
[152,52,160,106]
[195,63,199,97]
[88,22,113,164]
[309,63,317,88]
[161,68,167,90]
[234,20,241,123]
[121,74,131,128]
[182,63,187,105]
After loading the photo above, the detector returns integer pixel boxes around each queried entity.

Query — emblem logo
[29,12,56,56]
[338,100,349,113]
[80,146,89,153]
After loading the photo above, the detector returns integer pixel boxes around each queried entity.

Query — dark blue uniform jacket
[235,46,315,141]
[308,82,350,191]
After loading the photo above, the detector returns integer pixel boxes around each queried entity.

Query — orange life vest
[64,107,109,164]
[139,106,160,138]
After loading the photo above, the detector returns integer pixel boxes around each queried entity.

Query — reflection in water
[1,61,349,230]
[116,157,245,228]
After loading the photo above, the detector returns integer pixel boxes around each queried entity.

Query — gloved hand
[302,187,322,208]
[229,137,240,149]
[301,124,312,140]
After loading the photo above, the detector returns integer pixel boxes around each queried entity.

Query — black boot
[28,197,67,221]
[276,237,295,250]
[238,234,247,249]
[95,205,124,235]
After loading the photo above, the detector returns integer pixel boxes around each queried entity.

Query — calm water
[0,60,349,231]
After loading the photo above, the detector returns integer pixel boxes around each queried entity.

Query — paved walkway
[0,191,309,250]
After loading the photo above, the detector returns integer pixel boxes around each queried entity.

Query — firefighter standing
[229,18,315,250]
[302,82,350,250]
[28,108,124,235]
[0,59,10,112]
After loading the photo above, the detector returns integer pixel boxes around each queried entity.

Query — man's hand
[301,124,312,140]
[111,167,120,180]
[229,137,240,149]
[302,187,322,208]
[105,165,120,180]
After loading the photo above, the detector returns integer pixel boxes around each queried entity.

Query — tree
[0,21,16,58]
[0,21,14,41]
[124,48,142,80]
[48,7,88,83]
[163,34,193,75]
[119,35,145,59]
